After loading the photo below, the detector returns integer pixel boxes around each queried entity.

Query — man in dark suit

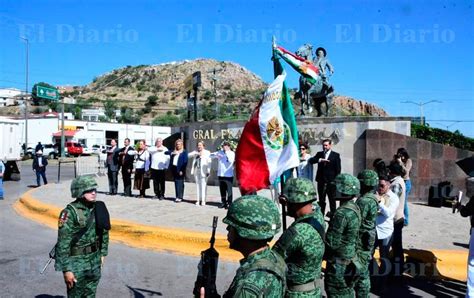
[119,138,135,196]
[32,150,48,186]
[105,139,121,195]
[308,139,341,217]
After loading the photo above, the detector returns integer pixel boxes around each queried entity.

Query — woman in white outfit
[188,141,211,206]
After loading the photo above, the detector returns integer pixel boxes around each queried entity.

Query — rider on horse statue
[295,44,335,117]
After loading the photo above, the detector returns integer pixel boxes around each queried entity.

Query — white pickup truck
[0,117,21,180]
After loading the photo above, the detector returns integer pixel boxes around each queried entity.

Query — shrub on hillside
[152,113,181,126]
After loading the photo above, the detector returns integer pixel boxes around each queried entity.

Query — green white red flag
[236,70,299,194]
[274,45,320,84]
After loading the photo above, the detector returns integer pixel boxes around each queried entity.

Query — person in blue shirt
[166,139,188,202]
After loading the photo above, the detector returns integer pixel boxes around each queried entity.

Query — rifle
[193,216,220,298]
[40,245,56,274]
[453,191,464,214]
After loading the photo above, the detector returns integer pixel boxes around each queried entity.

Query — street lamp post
[401,100,442,125]
[20,37,29,155]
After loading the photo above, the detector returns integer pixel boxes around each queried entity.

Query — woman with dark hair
[394,148,412,226]
[373,158,389,178]
[297,143,313,180]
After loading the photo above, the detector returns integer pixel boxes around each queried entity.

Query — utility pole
[209,68,221,119]
[20,37,29,154]
[61,96,66,157]
[401,100,442,125]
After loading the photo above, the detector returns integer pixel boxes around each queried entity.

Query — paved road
[0,161,468,297]
[0,161,237,297]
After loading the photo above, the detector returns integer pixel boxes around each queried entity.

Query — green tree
[103,99,117,120]
[152,112,181,126]
[47,100,59,112]
[147,95,158,106]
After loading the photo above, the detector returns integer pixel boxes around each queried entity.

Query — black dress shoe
[218,203,227,209]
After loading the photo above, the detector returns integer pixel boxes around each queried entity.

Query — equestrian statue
[294,44,335,117]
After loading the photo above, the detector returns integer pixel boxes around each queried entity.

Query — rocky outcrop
[333,95,388,117]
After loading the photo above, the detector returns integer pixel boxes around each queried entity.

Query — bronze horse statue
[295,44,334,117]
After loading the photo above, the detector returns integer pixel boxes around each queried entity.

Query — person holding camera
[393,148,412,226]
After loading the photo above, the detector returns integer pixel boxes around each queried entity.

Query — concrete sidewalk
[14,175,471,281]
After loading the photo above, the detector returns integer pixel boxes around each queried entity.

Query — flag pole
[272,36,287,231]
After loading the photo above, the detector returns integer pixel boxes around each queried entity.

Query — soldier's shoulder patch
[58,210,68,228]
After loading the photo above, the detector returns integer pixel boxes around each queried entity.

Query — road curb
[14,188,468,281]
[14,191,242,262]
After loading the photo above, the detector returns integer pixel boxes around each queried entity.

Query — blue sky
[1,0,473,136]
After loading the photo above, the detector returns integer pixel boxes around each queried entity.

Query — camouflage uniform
[223,195,286,297]
[354,170,379,298]
[274,178,325,298]
[55,176,109,297]
[325,174,361,298]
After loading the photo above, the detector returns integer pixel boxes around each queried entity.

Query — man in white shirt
[372,175,399,294]
[148,138,170,200]
[189,141,211,206]
[389,163,406,278]
[210,141,235,209]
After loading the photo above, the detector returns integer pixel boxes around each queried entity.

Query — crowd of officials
[104,137,235,208]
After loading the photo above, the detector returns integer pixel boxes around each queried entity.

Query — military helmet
[357,169,379,187]
[70,175,98,198]
[223,195,281,240]
[282,178,317,204]
[334,173,360,196]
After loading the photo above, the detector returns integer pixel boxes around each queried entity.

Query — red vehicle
[65,141,83,157]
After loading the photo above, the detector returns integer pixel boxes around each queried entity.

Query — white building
[0,88,22,107]
[81,108,121,122]
[7,116,172,148]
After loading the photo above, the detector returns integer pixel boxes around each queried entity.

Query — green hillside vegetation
[412,124,474,151]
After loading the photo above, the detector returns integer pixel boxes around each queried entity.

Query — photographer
[393,148,413,226]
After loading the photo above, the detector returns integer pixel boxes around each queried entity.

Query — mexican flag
[236,70,299,195]
[274,45,320,84]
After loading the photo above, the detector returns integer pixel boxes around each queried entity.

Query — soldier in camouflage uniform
[274,178,326,297]
[354,170,379,298]
[324,173,361,298]
[221,195,286,297]
[55,176,110,297]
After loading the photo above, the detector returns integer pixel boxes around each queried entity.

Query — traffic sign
[36,85,59,100]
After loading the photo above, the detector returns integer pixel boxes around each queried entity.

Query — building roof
[52,130,78,137]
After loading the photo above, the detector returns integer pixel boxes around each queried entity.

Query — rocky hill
[1,59,388,121]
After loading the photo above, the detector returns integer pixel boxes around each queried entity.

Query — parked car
[91,144,107,155]
[81,144,93,156]
[65,141,83,157]
[43,144,59,159]
[23,147,34,159]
